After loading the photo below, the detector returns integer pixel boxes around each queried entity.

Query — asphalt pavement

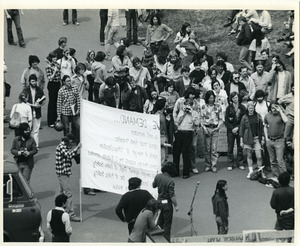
[3,9,293,243]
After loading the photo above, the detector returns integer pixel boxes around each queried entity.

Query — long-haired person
[174,22,191,58]
[201,90,223,173]
[212,180,229,235]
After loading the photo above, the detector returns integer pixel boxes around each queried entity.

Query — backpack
[9,104,21,129]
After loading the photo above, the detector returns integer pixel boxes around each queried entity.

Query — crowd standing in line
[5,9,295,242]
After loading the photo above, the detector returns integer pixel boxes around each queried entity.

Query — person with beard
[55,133,81,222]
[21,55,45,90]
[225,92,246,170]
[122,76,148,113]
[115,177,154,235]
[11,122,38,182]
[239,101,265,179]
[47,194,72,242]
[57,75,81,143]
[250,60,271,95]
[264,102,288,179]
[129,57,151,88]
[224,71,246,102]
[23,74,45,150]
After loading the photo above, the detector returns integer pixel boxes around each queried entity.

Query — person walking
[152,162,179,242]
[5,9,26,47]
[125,9,138,45]
[104,9,120,60]
[47,194,72,242]
[22,74,45,149]
[115,177,154,234]
[212,180,229,235]
[57,75,81,143]
[99,10,108,46]
[55,133,81,222]
[11,122,37,183]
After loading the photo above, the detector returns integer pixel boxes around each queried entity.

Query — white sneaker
[227,167,233,171]
[265,183,273,188]
[238,165,245,170]
[192,168,199,174]
[247,172,253,179]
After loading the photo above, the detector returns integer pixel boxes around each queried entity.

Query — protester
[250,60,270,94]
[10,91,32,136]
[57,75,81,143]
[84,50,96,101]
[91,51,107,102]
[212,180,229,235]
[112,45,132,76]
[224,71,246,102]
[129,57,151,87]
[71,63,89,100]
[143,89,158,114]
[21,55,45,90]
[225,92,246,170]
[11,122,37,182]
[47,194,72,242]
[45,51,61,127]
[153,162,179,242]
[99,10,108,46]
[216,51,234,73]
[239,66,256,100]
[175,66,190,97]
[98,76,120,108]
[55,133,81,222]
[239,101,265,178]
[128,199,161,243]
[125,9,138,45]
[145,14,173,55]
[52,37,68,60]
[270,172,294,242]
[22,74,45,149]
[116,177,154,234]
[216,60,231,86]
[57,48,76,79]
[264,102,288,178]
[173,87,200,178]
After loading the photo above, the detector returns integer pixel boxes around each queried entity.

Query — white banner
[81,100,160,197]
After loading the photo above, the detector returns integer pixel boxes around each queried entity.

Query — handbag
[9,104,21,129]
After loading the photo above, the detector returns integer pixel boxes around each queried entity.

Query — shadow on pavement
[35,190,56,200]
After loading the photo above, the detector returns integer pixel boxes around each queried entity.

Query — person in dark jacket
[224,71,246,102]
[212,180,229,235]
[11,122,37,182]
[47,194,72,242]
[270,172,294,242]
[237,16,253,70]
[115,177,154,234]
[23,74,45,149]
[225,92,246,170]
[239,101,265,179]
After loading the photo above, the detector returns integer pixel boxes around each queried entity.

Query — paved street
[3,9,293,243]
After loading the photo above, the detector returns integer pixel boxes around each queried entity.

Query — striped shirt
[55,141,76,176]
[57,85,80,116]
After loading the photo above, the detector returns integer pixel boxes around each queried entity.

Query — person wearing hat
[11,122,37,183]
[21,55,45,90]
[55,133,81,222]
[115,177,153,234]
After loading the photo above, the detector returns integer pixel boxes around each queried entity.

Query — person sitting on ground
[249,29,271,64]
[174,22,191,59]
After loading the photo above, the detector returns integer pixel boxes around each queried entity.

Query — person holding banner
[55,133,81,222]
[153,162,179,242]
[115,177,154,234]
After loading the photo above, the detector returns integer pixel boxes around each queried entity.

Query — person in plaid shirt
[56,133,81,222]
[57,75,81,143]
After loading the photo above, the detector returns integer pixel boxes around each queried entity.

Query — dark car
[3,160,44,242]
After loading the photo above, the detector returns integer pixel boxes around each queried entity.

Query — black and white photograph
[2,1,298,244]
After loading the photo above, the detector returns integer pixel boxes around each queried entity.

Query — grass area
[138,9,294,73]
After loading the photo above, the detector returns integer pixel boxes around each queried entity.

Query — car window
[3,174,23,199]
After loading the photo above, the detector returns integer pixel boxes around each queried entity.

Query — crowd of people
[4,9,295,242]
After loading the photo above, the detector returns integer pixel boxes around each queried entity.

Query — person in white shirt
[57,48,76,79]
[129,57,151,87]
[239,66,256,100]
[47,194,72,242]
[250,10,272,33]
